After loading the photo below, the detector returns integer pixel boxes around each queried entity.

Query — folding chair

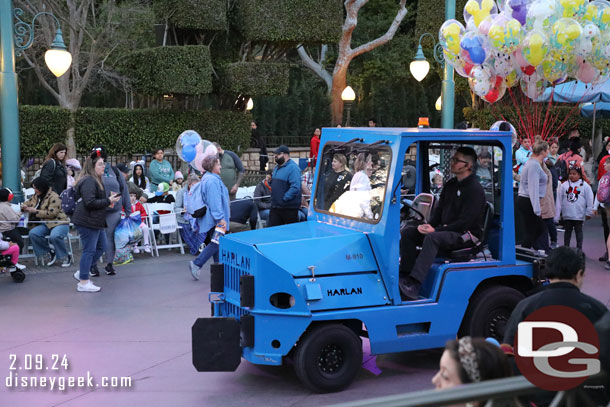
[145,203,185,256]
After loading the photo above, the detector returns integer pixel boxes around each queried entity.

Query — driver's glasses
[450,157,468,165]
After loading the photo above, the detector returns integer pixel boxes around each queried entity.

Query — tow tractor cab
[192,128,544,393]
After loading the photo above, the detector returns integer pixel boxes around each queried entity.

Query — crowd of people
[512,128,610,259]
[0,123,608,403]
[0,134,317,291]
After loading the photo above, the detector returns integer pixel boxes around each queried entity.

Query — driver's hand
[417,224,435,234]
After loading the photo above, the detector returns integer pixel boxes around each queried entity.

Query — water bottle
[211,226,225,245]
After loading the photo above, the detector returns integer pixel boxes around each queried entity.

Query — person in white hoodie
[555,166,594,250]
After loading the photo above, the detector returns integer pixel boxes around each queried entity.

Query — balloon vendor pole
[441,0,456,129]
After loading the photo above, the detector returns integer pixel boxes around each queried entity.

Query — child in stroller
[0,232,26,282]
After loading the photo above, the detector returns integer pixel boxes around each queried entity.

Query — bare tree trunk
[298,0,407,126]
[331,68,347,126]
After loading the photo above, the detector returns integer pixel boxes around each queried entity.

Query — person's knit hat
[127,182,143,199]
[65,158,81,171]
[0,188,14,202]
[155,182,170,196]
[175,171,184,180]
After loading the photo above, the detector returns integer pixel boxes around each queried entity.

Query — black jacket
[429,173,486,238]
[40,159,67,195]
[72,176,110,230]
[503,282,608,346]
[253,180,272,211]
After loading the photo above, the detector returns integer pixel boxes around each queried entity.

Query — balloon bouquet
[439,0,610,102]
[175,130,218,172]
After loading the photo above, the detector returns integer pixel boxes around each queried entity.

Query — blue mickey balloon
[180,130,202,147]
[182,144,197,162]
[460,32,488,66]
[176,130,202,163]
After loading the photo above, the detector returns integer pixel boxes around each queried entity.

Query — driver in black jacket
[399,147,486,301]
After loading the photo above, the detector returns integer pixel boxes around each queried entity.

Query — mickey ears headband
[91,147,102,157]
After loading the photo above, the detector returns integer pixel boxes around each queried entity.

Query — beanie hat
[127,183,143,199]
[0,188,13,202]
[175,171,184,180]
[155,182,170,196]
[65,158,81,171]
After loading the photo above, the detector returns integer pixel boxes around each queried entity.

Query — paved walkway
[0,219,608,407]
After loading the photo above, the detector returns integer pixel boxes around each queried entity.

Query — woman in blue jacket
[189,155,230,280]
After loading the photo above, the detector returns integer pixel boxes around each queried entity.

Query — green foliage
[225,62,290,96]
[152,0,227,30]
[415,0,469,38]
[120,46,213,95]
[19,106,72,158]
[19,106,250,157]
[253,69,331,146]
[237,0,342,43]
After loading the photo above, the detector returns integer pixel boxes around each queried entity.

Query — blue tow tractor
[191,128,546,392]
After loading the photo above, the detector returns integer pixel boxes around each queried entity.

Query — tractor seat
[448,202,494,262]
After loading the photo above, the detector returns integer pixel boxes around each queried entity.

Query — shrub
[152,0,227,31]
[225,62,290,96]
[236,0,342,43]
[19,106,251,157]
[120,45,213,95]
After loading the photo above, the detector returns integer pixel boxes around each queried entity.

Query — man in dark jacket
[269,145,301,227]
[251,121,268,173]
[503,246,607,346]
[399,147,486,300]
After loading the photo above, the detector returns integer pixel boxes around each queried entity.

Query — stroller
[0,252,25,283]
[0,235,26,283]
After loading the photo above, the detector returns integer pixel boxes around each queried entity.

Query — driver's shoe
[399,278,420,301]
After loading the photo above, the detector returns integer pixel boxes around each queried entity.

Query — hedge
[152,0,227,31]
[236,0,342,43]
[19,106,251,157]
[120,45,213,95]
[225,62,290,96]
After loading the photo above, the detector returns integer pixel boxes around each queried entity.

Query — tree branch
[297,45,332,92]
[350,0,408,59]
[22,52,60,101]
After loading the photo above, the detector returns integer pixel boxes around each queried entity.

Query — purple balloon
[510,0,528,25]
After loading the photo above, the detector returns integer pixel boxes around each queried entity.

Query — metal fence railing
[328,373,609,407]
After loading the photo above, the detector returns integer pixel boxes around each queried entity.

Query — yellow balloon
[443,23,463,55]
[527,33,546,65]
[465,0,495,27]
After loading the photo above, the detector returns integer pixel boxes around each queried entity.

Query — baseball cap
[275,145,290,154]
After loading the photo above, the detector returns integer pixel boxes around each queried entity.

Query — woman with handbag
[188,155,230,281]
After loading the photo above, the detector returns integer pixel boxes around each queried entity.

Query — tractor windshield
[313,141,392,223]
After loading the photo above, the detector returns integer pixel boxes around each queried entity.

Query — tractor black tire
[10,270,25,283]
[459,285,524,342]
[293,324,362,393]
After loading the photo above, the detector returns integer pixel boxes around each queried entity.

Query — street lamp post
[341,86,355,127]
[409,0,455,129]
[0,3,71,202]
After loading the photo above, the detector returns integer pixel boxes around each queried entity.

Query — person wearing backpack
[39,143,68,195]
[72,153,121,292]
[88,146,131,276]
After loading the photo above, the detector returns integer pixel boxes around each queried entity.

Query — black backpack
[555,158,569,182]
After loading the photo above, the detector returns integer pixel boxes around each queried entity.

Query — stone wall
[239,147,311,171]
